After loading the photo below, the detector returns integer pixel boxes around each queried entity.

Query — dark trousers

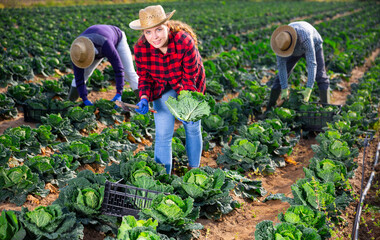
[271,47,329,91]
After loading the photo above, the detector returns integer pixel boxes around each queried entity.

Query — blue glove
[83,99,93,106]
[136,98,149,114]
[178,118,194,125]
[111,93,122,102]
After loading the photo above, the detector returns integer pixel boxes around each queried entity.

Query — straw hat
[70,36,95,69]
[129,5,176,30]
[270,25,297,57]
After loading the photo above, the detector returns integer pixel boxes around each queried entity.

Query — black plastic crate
[101,180,163,218]
[296,103,341,132]
[22,104,70,123]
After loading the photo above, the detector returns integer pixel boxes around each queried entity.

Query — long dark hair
[167,20,198,47]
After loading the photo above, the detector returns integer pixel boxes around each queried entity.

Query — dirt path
[197,137,317,239]
[197,47,380,239]
[332,48,380,105]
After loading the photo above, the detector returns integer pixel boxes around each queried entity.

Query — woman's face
[143,24,169,51]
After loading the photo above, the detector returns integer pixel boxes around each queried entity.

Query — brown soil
[0,50,379,240]
[332,48,380,105]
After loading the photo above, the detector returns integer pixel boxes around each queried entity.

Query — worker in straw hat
[129,5,206,174]
[69,25,139,106]
[266,21,330,111]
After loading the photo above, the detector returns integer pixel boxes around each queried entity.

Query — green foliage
[255,220,321,240]
[165,90,210,122]
[41,113,82,141]
[289,178,351,219]
[224,170,267,200]
[116,215,161,240]
[0,165,48,206]
[311,130,359,172]
[3,125,41,157]
[20,205,83,240]
[54,170,116,233]
[0,93,18,120]
[56,141,101,164]
[32,125,57,147]
[119,158,173,195]
[217,138,275,174]
[0,210,26,240]
[6,83,41,104]
[94,99,124,126]
[67,106,97,131]
[139,194,202,240]
[278,205,331,239]
[24,155,76,188]
[172,167,237,219]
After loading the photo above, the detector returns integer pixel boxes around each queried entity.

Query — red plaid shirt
[134,31,206,101]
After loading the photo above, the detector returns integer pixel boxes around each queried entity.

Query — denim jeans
[153,89,202,174]
[71,31,139,90]
[271,47,329,91]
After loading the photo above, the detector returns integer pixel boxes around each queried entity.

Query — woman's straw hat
[70,36,95,69]
[270,25,297,57]
[129,5,176,30]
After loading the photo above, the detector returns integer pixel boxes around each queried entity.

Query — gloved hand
[136,98,149,114]
[111,93,122,102]
[178,118,195,125]
[83,99,93,106]
[280,88,289,100]
[299,87,313,102]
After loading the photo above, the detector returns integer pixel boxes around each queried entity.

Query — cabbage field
[0,1,380,239]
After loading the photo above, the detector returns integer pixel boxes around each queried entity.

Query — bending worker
[129,5,206,174]
[69,24,139,105]
[267,21,330,110]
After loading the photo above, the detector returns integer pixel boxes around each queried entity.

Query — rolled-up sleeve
[277,57,288,89]
[304,38,317,89]
[181,37,199,91]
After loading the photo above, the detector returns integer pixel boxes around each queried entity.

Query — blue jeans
[153,89,202,174]
[271,47,329,91]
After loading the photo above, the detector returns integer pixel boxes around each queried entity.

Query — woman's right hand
[136,98,149,114]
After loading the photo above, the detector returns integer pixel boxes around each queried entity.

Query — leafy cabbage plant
[54,170,117,234]
[165,90,210,122]
[115,215,168,240]
[224,170,267,200]
[25,155,77,188]
[304,157,351,193]
[255,220,321,240]
[3,125,41,157]
[139,194,202,240]
[119,158,174,194]
[172,167,236,220]
[311,130,359,173]
[289,178,351,218]
[0,165,48,206]
[217,138,275,173]
[278,205,331,239]
[0,93,18,120]
[20,205,83,240]
[0,210,26,240]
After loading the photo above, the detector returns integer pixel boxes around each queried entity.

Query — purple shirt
[72,25,125,100]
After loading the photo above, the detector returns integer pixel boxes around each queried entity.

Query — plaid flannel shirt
[134,31,206,101]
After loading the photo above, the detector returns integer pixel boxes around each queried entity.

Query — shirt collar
[149,31,176,56]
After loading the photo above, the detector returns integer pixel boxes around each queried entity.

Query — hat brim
[70,37,95,69]
[270,25,297,57]
[129,10,176,30]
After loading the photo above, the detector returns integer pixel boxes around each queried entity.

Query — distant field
[0,0,164,8]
